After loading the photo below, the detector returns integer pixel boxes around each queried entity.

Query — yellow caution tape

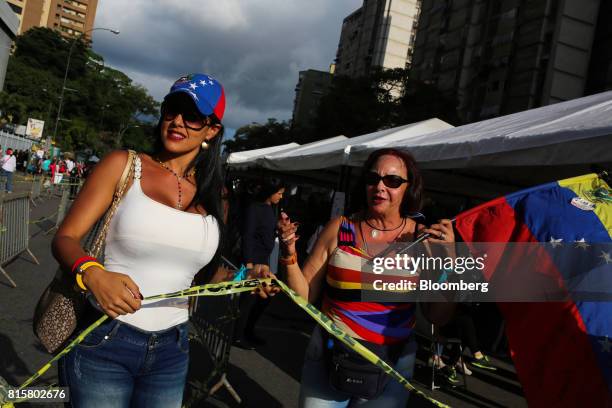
[1,278,449,408]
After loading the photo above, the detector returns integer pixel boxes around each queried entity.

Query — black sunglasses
[365,172,409,188]
[163,101,208,131]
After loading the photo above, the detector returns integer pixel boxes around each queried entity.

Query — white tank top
[104,155,219,331]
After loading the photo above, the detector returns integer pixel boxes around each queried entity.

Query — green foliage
[223,118,294,153]
[0,27,160,154]
[314,67,459,139]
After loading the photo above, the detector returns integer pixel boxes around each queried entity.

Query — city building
[335,0,421,78]
[291,69,333,129]
[585,0,612,94]
[0,1,19,90]
[6,0,98,39]
[411,0,609,123]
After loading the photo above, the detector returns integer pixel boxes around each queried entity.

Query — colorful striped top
[321,216,417,345]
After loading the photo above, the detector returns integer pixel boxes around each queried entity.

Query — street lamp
[50,27,120,153]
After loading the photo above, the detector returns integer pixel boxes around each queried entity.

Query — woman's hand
[248,264,281,299]
[277,211,299,255]
[419,219,455,243]
[82,267,142,319]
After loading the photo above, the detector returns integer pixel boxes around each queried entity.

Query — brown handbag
[33,150,137,353]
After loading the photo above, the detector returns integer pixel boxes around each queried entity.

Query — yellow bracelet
[75,261,105,291]
[75,273,88,291]
[77,261,104,275]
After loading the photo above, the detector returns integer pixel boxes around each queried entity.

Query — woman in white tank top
[52,73,229,408]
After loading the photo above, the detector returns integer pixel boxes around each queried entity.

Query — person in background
[0,148,17,193]
[233,179,285,349]
[65,156,75,175]
[42,156,51,175]
[49,158,58,184]
[433,304,496,384]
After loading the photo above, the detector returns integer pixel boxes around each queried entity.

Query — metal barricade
[0,192,39,287]
[56,186,70,228]
[29,176,44,205]
[184,258,242,407]
[44,186,70,235]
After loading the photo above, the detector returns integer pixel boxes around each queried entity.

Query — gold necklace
[155,158,195,210]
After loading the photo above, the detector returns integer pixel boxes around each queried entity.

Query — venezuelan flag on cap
[455,173,612,406]
[166,73,226,121]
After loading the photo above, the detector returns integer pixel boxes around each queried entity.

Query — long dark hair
[153,105,226,281]
[254,177,285,203]
[356,148,423,216]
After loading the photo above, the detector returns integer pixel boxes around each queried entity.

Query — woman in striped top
[278,148,455,407]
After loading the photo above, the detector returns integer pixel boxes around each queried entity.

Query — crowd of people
[0,146,92,193]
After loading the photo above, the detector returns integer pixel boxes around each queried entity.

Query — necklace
[359,217,406,255]
[364,217,405,238]
[155,158,195,210]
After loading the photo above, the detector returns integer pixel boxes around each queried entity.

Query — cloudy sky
[92,0,361,132]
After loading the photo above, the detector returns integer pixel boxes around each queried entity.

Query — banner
[26,119,44,139]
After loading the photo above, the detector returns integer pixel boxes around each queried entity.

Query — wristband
[71,256,98,274]
[279,252,297,266]
[74,260,105,292]
[75,273,88,291]
[76,261,104,275]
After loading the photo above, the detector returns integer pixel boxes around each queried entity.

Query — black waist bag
[327,337,402,400]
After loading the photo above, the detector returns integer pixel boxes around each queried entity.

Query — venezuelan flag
[455,173,612,406]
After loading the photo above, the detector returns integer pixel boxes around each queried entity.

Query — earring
[201,141,209,150]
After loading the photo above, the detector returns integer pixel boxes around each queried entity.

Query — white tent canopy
[349,90,612,169]
[226,136,350,169]
[258,118,454,171]
[226,142,299,169]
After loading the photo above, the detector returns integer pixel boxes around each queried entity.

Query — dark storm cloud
[92,0,361,129]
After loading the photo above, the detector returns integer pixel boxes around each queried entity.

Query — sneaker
[442,366,460,385]
[455,361,472,376]
[471,355,497,371]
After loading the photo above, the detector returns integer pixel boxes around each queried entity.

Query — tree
[313,67,459,139]
[223,118,294,153]
[0,27,160,153]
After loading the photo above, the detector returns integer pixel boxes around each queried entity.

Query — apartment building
[335,0,422,78]
[411,0,607,123]
[7,0,97,39]
[292,69,333,129]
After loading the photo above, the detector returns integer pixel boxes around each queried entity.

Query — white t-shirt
[1,155,16,172]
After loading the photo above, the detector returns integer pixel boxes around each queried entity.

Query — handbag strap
[88,150,137,258]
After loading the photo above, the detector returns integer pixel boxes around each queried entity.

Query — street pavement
[0,178,527,407]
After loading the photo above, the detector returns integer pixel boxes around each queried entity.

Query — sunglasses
[163,103,208,131]
[365,172,408,188]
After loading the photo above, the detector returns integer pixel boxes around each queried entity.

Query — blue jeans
[59,320,189,408]
[299,326,417,408]
[1,169,13,192]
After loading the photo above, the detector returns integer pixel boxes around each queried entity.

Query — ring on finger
[439,232,446,240]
